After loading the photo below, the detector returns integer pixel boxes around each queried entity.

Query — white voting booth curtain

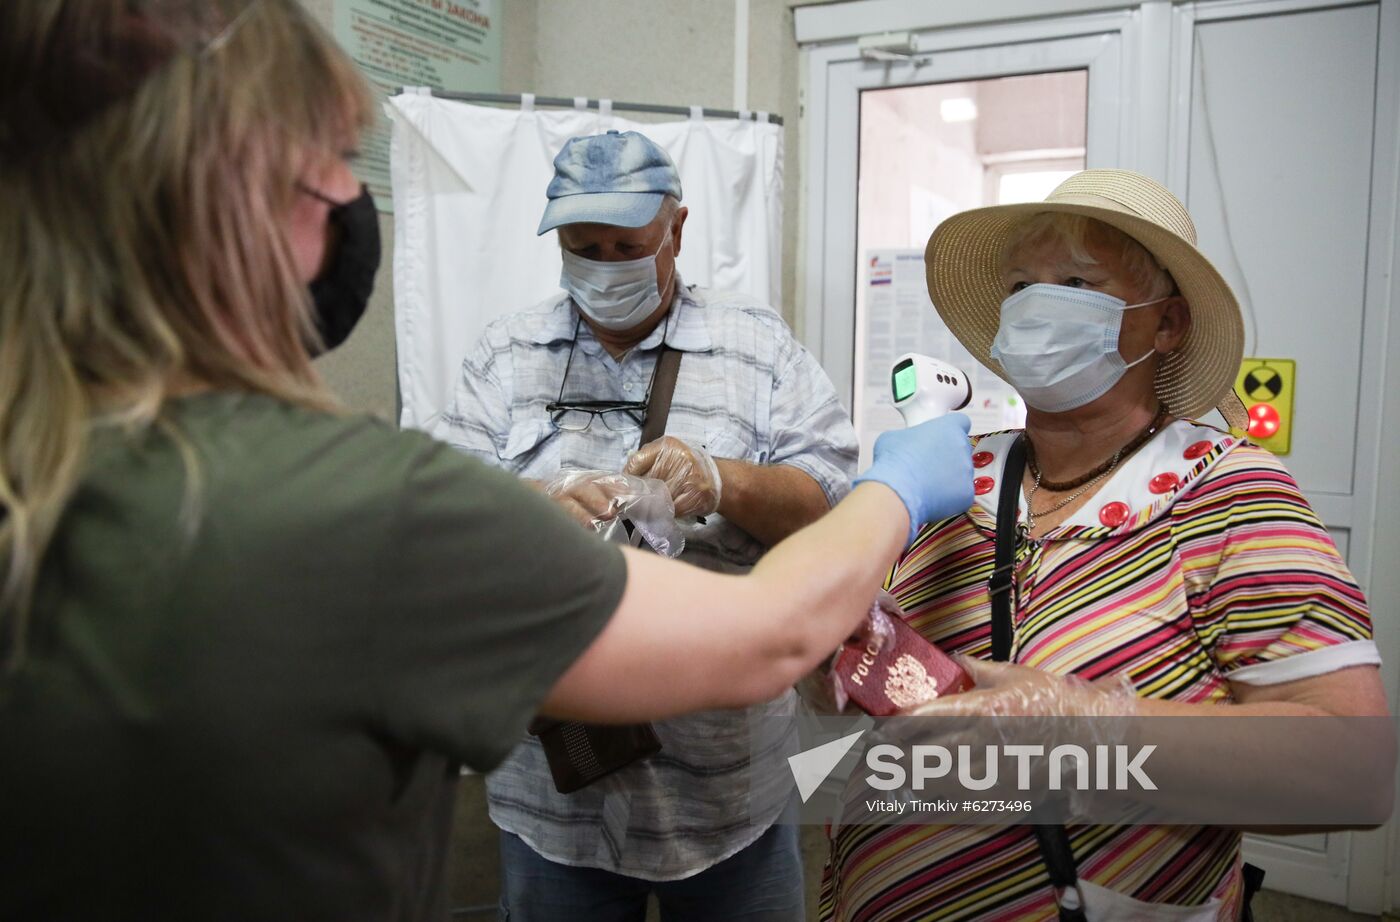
[387,90,784,430]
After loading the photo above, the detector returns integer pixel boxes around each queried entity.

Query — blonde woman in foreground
[0,2,973,919]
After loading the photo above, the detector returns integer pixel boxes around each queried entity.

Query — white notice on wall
[333,0,501,211]
[858,249,1026,459]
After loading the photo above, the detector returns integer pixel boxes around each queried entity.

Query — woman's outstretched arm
[542,414,974,722]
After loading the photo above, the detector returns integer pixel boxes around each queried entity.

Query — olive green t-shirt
[0,392,626,921]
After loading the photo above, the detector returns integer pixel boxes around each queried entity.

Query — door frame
[798,7,1144,406]
[1362,4,1400,910]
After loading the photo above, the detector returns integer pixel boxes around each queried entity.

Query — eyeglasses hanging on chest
[546,315,670,432]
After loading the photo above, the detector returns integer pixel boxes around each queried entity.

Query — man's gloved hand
[543,470,657,530]
[622,435,722,518]
[852,413,974,544]
[542,469,686,557]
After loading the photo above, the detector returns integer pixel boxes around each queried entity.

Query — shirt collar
[963,420,1240,538]
[525,294,581,346]
[526,275,713,354]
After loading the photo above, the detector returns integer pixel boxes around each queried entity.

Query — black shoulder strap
[1034,826,1087,921]
[990,433,1085,922]
[990,434,1026,662]
[620,347,684,547]
[640,348,682,444]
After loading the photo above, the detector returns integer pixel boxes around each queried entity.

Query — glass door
[800,24,1125,461]
[854,71,1088,457]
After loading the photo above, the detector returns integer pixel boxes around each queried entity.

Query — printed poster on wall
[857,249,1026,463]
[333,0,501,211]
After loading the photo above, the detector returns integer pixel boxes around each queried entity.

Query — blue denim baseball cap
[537,130,683,235]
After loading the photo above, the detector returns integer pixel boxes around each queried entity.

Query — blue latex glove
[852,413,974,544]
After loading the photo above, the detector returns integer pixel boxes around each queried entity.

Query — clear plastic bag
[831,592,901,712]
[543,469,686,558]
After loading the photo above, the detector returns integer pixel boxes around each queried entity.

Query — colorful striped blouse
[820,421,1377,921]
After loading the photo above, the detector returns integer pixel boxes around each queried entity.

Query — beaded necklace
[1025,408,1168,530]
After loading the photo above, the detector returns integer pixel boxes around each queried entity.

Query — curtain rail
[391,88,783,126]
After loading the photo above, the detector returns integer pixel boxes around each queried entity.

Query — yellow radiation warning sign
[1234,358,1295,454]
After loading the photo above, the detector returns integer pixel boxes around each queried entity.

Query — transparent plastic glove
[622,435,722,518]
[543,469,685,558]
[908,658,1139,719]
[873,661,1140,824]
[852,414,974,544]
[795,667,845,716]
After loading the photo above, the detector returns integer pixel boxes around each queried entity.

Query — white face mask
[989,283,1167,413]
[560,229,675,331]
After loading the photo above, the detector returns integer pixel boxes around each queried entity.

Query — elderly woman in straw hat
[820,171,1389,921]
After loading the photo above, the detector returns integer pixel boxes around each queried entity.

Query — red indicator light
[1247,403,1281,439]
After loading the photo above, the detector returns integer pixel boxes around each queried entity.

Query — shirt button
[1149,472,1180,494]
[1183,440,1213,460]
[1099,501,1130,528]
[624,383,635,392]
[974,476,995,495]
[973,451,994,469]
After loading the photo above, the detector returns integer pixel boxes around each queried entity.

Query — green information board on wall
[333,0,501,211]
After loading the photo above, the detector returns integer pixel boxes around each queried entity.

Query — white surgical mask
[989,283,1167,412]
[560,230,674,331]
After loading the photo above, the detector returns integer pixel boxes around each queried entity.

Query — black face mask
[303,183,381,354]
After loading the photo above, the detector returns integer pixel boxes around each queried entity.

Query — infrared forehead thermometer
[891,353,971,426]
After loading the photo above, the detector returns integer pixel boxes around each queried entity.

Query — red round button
[1247,403,1281,439]
[1149,472,1180,494]
[1099,501,1130,528]
[974,476,995,496]
[1183,440,1213,460]
[973,451,995,469]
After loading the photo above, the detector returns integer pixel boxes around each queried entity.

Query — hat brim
[925,196,1246,427]
[537,191,666,235]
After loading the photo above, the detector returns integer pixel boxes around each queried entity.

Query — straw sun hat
[925,169,1247,428]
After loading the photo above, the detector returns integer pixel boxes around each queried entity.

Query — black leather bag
[528,718,663,794]
[528,347,682,794]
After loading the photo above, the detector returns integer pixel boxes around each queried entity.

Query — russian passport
[834,594,974,716]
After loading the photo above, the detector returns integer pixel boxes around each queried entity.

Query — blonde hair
[0,0,374,666]
[1000,212,1176,301]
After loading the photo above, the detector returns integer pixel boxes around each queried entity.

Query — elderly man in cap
[438,130,857,919]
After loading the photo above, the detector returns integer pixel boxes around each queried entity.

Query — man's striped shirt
[437,280,858,879]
